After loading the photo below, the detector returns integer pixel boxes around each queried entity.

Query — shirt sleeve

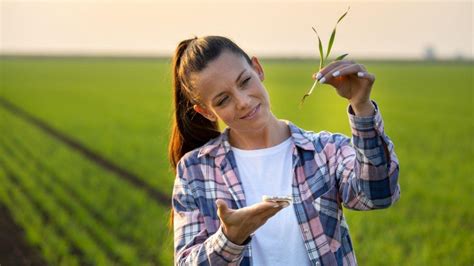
[334,100,401,210]
[172,159,248,265]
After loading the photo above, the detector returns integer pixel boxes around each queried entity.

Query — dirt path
[0,204,46,266]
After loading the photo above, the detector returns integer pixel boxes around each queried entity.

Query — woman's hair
[168,36,253,169]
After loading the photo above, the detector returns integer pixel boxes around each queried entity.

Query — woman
[169,36,400,266]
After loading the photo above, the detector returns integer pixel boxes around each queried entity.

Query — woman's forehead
[192,52,250,97]
[194,52,249,85]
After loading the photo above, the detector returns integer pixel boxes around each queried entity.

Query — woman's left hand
[312,60,376,115]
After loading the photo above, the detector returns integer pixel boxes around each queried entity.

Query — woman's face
[192,51,272,133]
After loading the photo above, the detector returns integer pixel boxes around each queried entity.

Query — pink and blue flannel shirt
[172,102,400,266]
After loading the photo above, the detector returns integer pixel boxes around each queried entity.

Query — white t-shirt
[231,137,312,266]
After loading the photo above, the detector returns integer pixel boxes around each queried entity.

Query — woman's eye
[217,96,229,106]
[241,77,251,86]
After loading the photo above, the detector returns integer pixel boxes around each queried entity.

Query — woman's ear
[193,104,217,122]
[251,56,264,81]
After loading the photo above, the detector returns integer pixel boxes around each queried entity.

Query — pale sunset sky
[1,0,472,59]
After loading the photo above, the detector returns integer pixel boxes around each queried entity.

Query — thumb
[216,199,230,218]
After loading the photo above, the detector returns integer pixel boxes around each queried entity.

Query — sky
[1,0,472,59]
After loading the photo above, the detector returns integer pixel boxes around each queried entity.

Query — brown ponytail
[168,36,252,170]
[168,36,253,229]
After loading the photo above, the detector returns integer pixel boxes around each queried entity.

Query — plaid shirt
[172,102,400,266]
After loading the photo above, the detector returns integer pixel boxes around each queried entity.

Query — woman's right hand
[215,199,287,245]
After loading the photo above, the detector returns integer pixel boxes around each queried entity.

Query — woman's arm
[313,60,400,210]
[172,157,286,265]
[172,160,247,265]
[333,102,400,210]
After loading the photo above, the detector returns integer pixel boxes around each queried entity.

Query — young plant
[301,6,350,105]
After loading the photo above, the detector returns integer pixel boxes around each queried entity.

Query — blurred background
[0,0,472,265]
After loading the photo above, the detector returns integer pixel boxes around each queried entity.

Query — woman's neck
[228,117,291,150]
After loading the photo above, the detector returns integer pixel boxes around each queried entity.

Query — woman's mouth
[240,104,261,120]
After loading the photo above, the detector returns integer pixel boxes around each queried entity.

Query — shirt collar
[197,120,315,159]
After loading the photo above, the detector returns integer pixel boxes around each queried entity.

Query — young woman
[169,35,400,266]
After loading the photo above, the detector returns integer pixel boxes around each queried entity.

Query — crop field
[0,57,472,265]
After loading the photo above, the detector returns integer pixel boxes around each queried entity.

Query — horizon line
[1,53,473,63]
[0,53,474,64]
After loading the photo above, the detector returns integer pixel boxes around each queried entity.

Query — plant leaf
[325,6,350,60]
[335,53,349,61]
[302,6,350,106]
[326,28,337,60]
[337,6,350,24]
[312,27,325,69]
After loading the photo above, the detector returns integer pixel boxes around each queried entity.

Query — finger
[330,63,365,79]
[258,201,282,210]
[216,199,231,218]
[247,201,281,215]
[261,202,290,216]
[260,204,287,220]
[312,60,354,80]
[312,61,351,80]
[355,71,376,83]
[320,63,366,84]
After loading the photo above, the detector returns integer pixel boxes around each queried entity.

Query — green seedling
[301,6,350,105]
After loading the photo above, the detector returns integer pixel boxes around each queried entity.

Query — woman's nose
[235,91,251,110]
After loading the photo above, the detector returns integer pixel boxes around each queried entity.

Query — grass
[0,106,174,265]
[0,57,473,265]
[0,58,175,195]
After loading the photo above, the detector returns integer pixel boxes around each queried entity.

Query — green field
[0,57,473,265]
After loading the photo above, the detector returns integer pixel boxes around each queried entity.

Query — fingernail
[315,72,322,79]
[357,72,364,78]
[332,71,340,77]
[273,204,280,208]
[319,77,326,84]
